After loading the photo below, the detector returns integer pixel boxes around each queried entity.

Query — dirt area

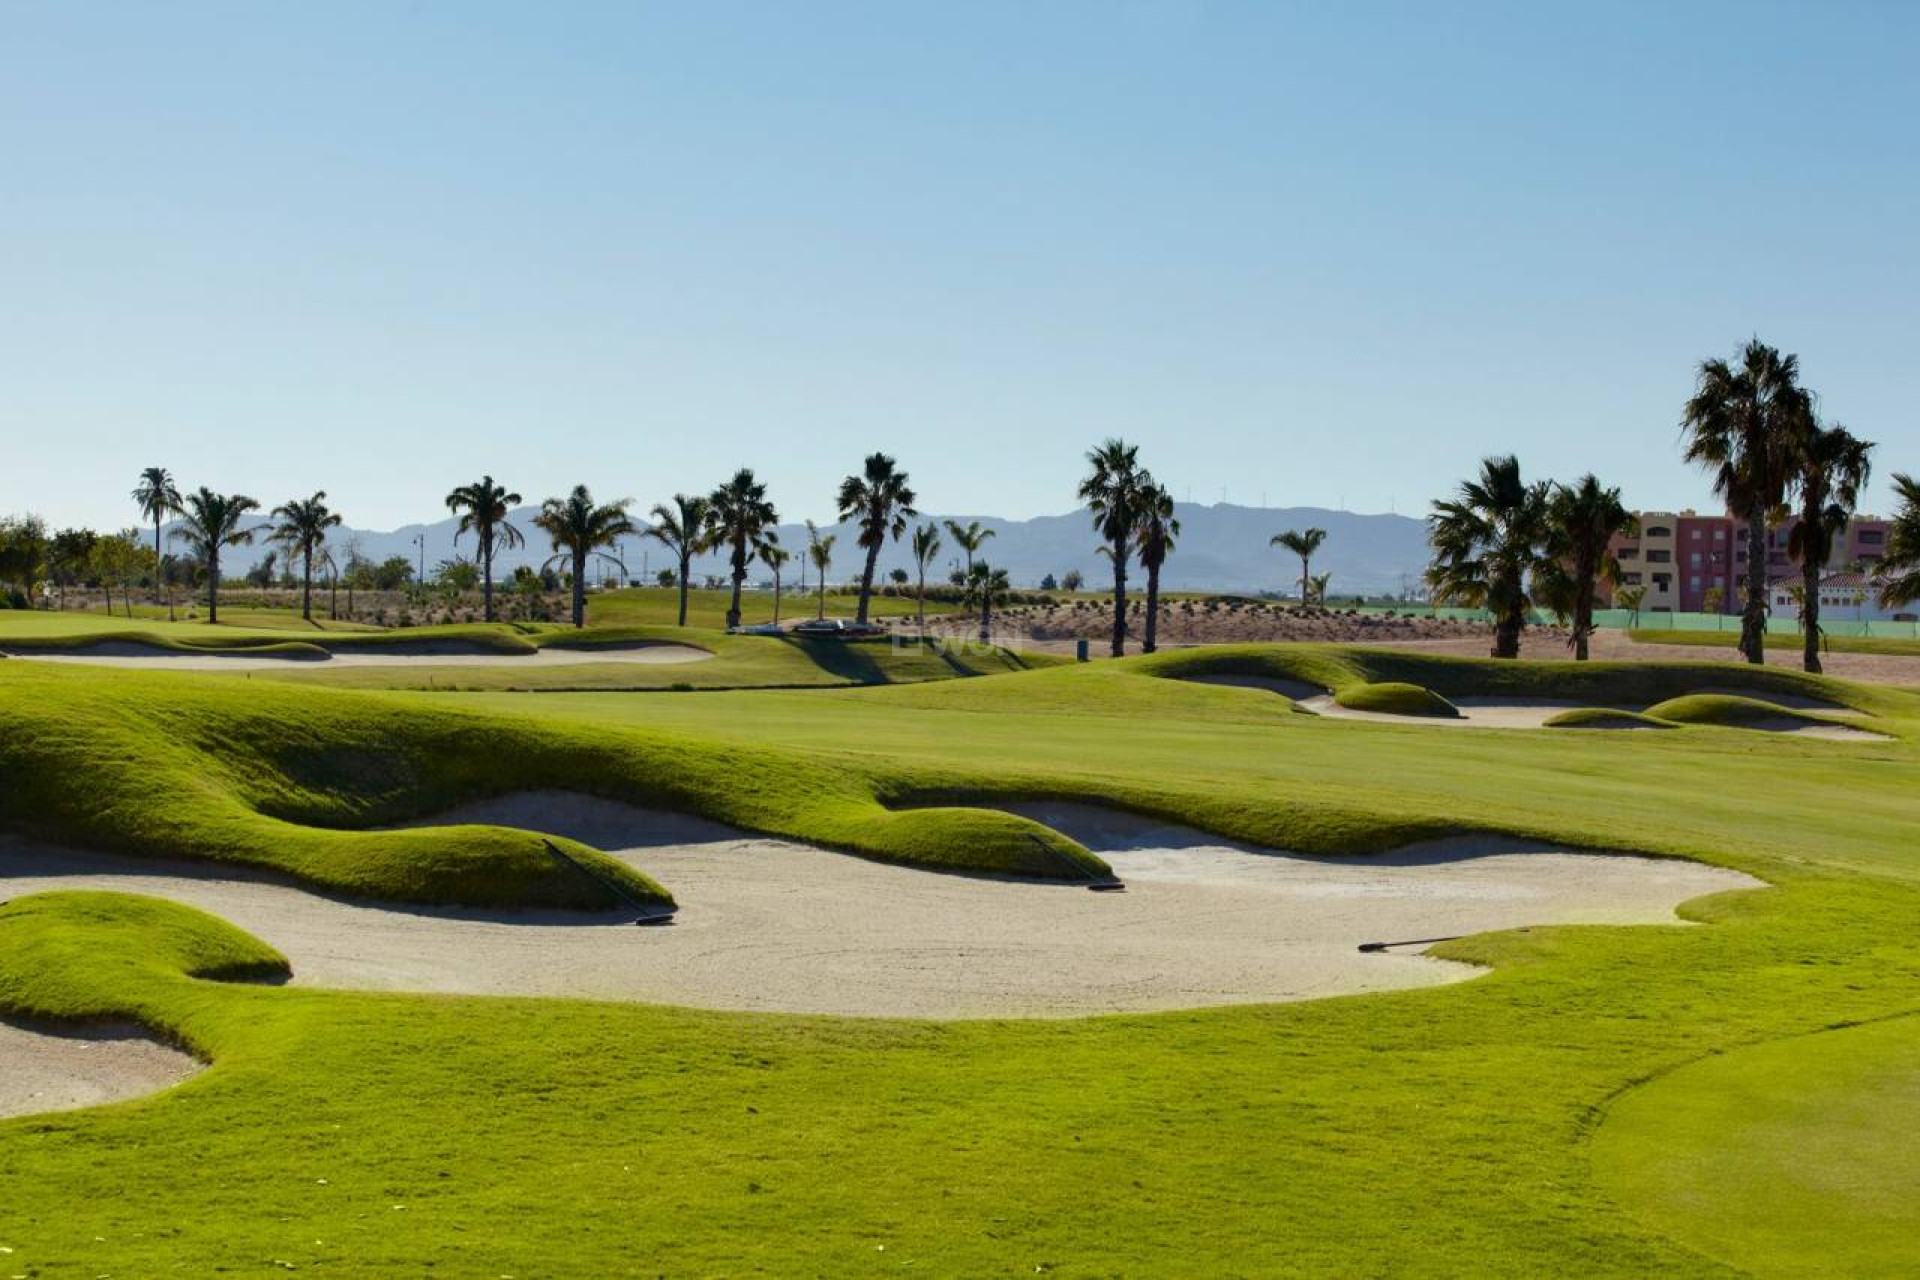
[903,601,1500,647]
[2,643,713,670]
[0,795,1755,1023]
[0,1018,201,1120]
[1373,628,1920,688]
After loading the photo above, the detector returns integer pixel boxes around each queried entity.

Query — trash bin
[1076,638,1089,662]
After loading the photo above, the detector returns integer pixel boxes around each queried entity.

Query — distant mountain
[194,503,1432,595]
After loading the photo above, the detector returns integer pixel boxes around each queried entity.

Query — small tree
[1061,568,1084,592]
[806,520,836,619]
[965,560,1011,644]
[910,521,941,635]
[760,540,790,624]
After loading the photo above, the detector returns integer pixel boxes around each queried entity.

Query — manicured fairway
[2,645,1918,1274]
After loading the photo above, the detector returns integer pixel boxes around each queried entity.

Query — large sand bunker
[0,1019,201,1120]
[5,642,713,670]
[0,795,1755,1022]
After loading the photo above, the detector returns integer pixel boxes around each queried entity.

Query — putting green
[1593,1015,1920,1276]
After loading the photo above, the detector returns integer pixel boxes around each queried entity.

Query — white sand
[4,642,713,670]
[0,1019,201,1120]
[0,795,1757,1022]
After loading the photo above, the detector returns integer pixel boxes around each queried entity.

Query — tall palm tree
[759,541,790,624]
[964,560,1011,644]
[1425,456,1551,659]
[709,469,778,630]
[1269,527,1327,604]
[910,521,942,635]
[644,494,715,627]
[131,467,182,619]
[1681,339,1811,665]
[943,519,995,577]
[445,476,525,623]
[837,452,917,624]
[1078,438,1152,657]
[269,491,345,623]
[1786,423,1874,673]
[1133,484,1180,654]
[1877,473,1920,611]
[170,488,261,624]
[533,485,636,628]
[805,520,836,620]
[1538,474,1635,661]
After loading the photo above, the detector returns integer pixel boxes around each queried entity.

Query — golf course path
[0,794,1757,1024]
[0,1019,202,1120]
[1,642,713,669]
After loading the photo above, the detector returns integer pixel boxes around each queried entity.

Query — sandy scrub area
[0,795,1755,1036]
[1374,628,1920,688]
[910,602,1494,648]
[0,1019,201,1120]
[1,642,713,671]
[1186,673,1884,738]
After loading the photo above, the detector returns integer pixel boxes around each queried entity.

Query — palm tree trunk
[153,515,166,617]
[207,552,219,623]
[726,537,745,630]
[1300,555,1310,603]
[301,551,314,621]
[1741,512,1768,665]
[916,569,926,635]
[1143,561,1161,653]
[1802,554,1822,674]
[979,595,991,644]
[1574,573,1593,661]
[481,536,495,623]
[857,542,881,624]
[676,551,691,627]
[572,550,587,627]
[1109,534,1128,657]
[772,569,782,624]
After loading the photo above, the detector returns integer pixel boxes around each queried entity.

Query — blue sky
[3,1,1915,531]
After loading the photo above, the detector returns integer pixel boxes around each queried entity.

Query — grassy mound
[1542,708,1676,730]
[1643,693,1830,729]
[0,662,1109,902]
[1334,681,1460,718]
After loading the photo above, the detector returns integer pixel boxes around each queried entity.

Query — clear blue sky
[4,1,1915,532]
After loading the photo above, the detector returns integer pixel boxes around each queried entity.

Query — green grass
[1542,707,1677,730]
[1333,679,1460,717]
[589,585,956,630]
[2,645,1919,1272]
[1631,627,1920,657]
[1642,693,1831,729]
[1593,1014,1920,1275]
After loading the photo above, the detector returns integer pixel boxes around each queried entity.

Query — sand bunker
[0,795,1756,1020]
[0,1018,202,1119]
[1186,674,1880,736]
[5,642,713,670]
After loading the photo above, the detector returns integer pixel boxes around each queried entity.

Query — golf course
[2,607,1917,1275]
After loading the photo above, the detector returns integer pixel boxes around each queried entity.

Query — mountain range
[201,503,1435,596]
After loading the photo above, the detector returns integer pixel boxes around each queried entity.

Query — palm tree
[1078,438,1152,657]
[1269,527,1327,604]
[269,491,345,623]
[1425,456,1551,659]
[910,521,942,634]
[964,560,1011,644]
[533,485,636,628]
[170,488,261,623]
[760,540,790,624]
[1310,571,1332,605]
[1616,584,1648,629]
[1784,422,1873,673]
[943,519,995,577]
[1538,474,1635,661]
[1878,473,1920,611]
[131,467,182,619]
[709,469,778,629]
[644,494,715,627]
[1681,339,1812,665]
[445,476,525,623]
[1133,484,1180,654]
[805,520,836,619]
[837,452,916,624]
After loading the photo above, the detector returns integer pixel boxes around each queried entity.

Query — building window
[1714,528,1725,540]
[1645,525,1672,538]
[1622,572,1643,585]
[1859,530,1885,544]
[1690,529,1702,540]
[1647,550,1672,564]
[1690,552,1702,567]
[1618,547,1639,560]
[1690,576,1702,590]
